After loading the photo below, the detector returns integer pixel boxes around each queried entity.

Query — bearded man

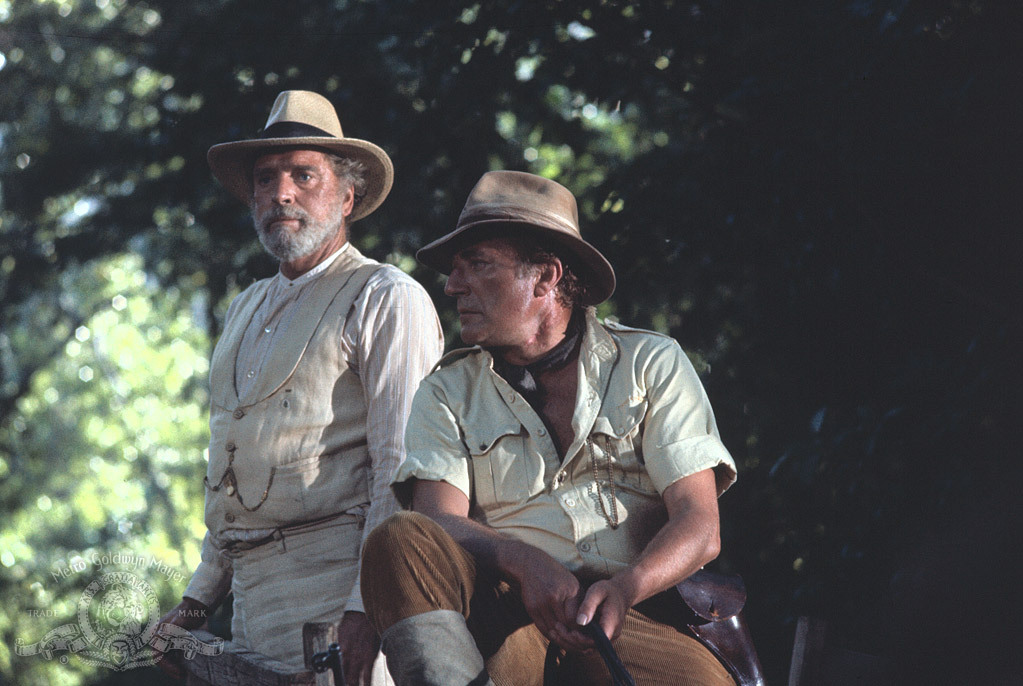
[159,91,443,685]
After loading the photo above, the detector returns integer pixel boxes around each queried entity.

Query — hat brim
[417,218,616,306]
[207,136,394,222]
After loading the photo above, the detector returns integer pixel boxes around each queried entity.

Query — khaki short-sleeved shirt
[394,311,736,580]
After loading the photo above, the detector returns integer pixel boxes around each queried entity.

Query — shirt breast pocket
[464,421,535,508]
[589,399,655,493]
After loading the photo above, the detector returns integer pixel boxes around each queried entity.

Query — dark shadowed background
[2,1,1020,683]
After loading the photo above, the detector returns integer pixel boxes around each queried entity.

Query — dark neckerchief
[490,312,583,413]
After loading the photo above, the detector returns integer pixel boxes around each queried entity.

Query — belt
[221,511,363,558]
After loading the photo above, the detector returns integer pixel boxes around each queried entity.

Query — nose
[266,176,296,205]
[444,266,468,296]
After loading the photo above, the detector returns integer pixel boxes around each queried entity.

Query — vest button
[225,485,235,496]
[233,409,245,420]
[225,513,235,523]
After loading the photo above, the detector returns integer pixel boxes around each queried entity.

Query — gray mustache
[263,207,308,222]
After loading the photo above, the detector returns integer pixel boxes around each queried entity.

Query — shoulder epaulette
[602,318,674,340]
[432,346,484,372]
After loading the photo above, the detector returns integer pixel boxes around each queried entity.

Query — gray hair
[328,155,368,208]
[515,240,589,310]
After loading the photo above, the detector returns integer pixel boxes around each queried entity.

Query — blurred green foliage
[2,0,1021,683]
[1,254,210,684]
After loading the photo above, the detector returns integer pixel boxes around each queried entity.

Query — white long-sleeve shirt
[185,242,443,613]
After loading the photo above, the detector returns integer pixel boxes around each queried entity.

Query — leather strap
[582,623,636,686]
[543,624,636,686]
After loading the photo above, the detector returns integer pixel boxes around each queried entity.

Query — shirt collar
[476,308,617,380]
[581,308,617,362]
[278,242,351,287]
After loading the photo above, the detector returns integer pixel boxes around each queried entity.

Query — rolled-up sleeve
[638,339,737,496]
[392,378,473,509]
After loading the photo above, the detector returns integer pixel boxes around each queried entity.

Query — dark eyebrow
[455,246,487,260]
[253,164,319,176]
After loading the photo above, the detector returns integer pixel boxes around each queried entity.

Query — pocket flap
[591,404,644,439]
[465,421,523,455]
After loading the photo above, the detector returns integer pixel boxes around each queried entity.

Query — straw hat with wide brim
[207,90,394,222]
[417,171,616,305]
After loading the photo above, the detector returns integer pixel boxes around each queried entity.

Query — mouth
[261,209,307,231]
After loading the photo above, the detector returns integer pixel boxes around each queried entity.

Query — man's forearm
[412,478,568,590]
[574,470,722,640]
[422,511,542,586]
[606,469,722,609]
[611,509,720,609]
[184,532,234,609]
[425,508,596,653]
[412,476,591,651]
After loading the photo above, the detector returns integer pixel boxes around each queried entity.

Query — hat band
[260,122,335,139]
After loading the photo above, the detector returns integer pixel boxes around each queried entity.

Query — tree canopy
[2,1,1020,683]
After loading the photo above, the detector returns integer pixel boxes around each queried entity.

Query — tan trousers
[230,517,392,684]
[362,511,733,686]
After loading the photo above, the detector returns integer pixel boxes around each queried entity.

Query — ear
[340,185,356,218]
[533,258,564,298]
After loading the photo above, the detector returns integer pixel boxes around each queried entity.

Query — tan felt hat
[207,90,393,221]
[417,171,615,304]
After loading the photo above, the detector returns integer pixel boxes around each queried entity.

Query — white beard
[253,201,344,263]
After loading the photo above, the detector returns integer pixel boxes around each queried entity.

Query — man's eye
[295,172,313,182]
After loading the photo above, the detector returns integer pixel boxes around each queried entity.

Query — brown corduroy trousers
[362,511,734,686]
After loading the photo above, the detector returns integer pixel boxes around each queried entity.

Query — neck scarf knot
[491,312,583,411]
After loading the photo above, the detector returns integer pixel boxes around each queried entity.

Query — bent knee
[365,511,431,553]
[363,510,447,569]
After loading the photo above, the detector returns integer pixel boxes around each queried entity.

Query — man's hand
[509,544,595,653]
[574,577,633,643]
[155,596,209,680]
[413,479,599,653]
[337,611,380,686]
[577,469,724,644]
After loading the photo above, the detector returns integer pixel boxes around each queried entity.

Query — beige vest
[204,247,380,540]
